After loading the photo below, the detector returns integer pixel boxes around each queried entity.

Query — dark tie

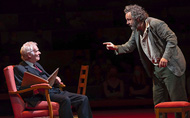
[33,64,42,72]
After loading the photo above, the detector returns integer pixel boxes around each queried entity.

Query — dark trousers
[153,66,188,118]
[46,89,93,118]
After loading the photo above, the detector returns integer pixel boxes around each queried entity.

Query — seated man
[14,41,93,118]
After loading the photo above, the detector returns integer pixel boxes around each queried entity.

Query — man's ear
[137,18,140,22]
[27,53,32,58]
[137,18,144,26]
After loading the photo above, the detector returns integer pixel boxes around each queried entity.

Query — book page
[48,68,59,86]
[21,68,59,88]
[21,72,48,88]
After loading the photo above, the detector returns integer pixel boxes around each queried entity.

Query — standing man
[14,41,93,118]
[103,4,187,118]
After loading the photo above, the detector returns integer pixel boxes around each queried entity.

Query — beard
[130,20,138,31]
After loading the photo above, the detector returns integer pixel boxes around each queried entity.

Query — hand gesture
[103,42,118,50]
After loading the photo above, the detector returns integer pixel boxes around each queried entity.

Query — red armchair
[3,65,59,118]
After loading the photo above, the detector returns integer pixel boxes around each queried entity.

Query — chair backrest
[77,65,89,95]
[3,65,25,117]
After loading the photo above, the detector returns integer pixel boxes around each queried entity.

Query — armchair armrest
[58,82,66,91]
[9,83,54,118]
[30,83,52,88]
[9,83,52,94]
[59,82,66,88]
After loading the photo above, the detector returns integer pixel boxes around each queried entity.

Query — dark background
[0,0,190,116]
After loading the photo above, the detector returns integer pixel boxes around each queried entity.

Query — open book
[21,68,59,88]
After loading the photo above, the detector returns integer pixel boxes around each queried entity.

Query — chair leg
[182,111,185,118]
[155,109,160,118]
[162,113,166,118]
[45,90,53,118]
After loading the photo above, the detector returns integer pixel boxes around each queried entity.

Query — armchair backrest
[3,65,25,117]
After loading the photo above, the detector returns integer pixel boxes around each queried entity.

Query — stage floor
[0,107,176,118]
[94,107,177,118]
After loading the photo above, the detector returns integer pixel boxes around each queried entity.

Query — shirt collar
[25,61,35,68]
[144,21,150,33]
[140,21,150,38]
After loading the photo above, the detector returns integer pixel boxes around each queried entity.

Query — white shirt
[140,22,160,65]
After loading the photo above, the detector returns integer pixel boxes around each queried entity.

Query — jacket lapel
[20,61,41,76]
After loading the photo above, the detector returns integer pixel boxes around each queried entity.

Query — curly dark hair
[124,4,149,22]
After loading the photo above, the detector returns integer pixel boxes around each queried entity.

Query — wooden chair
[77,65,89,95]
[72,65,89,118]
[155,101,190,118]
[3,65,59,118]
[59,65,89,95]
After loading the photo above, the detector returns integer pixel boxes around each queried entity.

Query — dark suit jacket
[14,61,59,107]
[116,17,186,77]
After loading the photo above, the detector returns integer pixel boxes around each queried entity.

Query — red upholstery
[3,65,59,118]
[155,101,190,108]
[21,109,59,118]
[26,101,59,110]
[155,101,190,118]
